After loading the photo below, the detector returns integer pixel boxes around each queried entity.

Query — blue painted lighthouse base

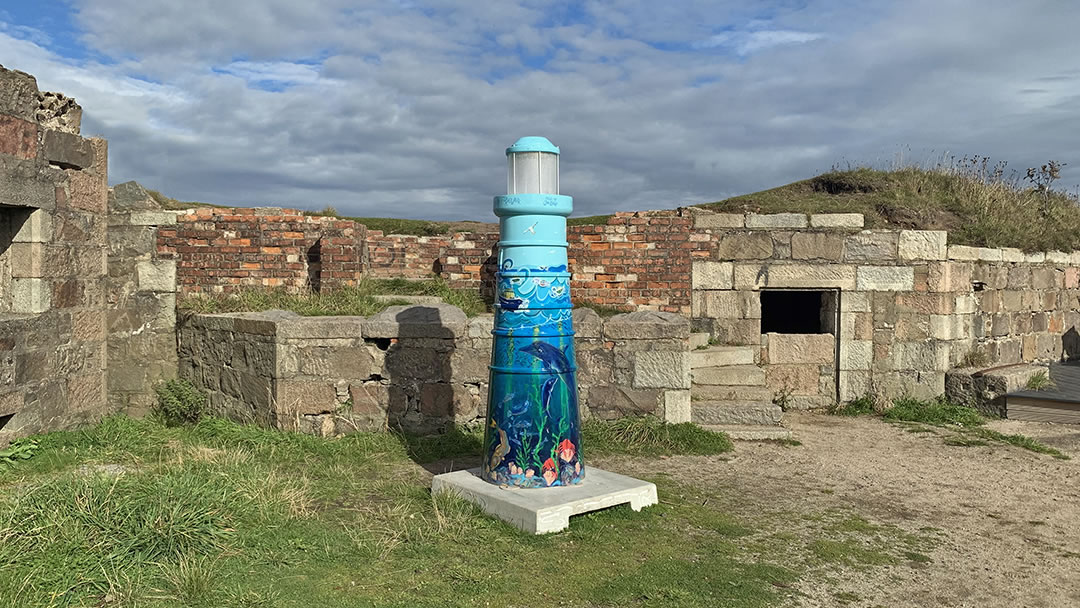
[432,467,658,534]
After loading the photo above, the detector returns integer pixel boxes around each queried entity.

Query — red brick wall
[568,211,701,313]
[436,210,700,313]
[160,208,363,294]
[164,207,701,313]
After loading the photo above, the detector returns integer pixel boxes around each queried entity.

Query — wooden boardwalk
[1006,362,1080,424]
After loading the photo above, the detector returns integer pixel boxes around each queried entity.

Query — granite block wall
[178,304,691,437]
[106,181,179,415]
[688,210,1080,404]
[0,65,110,441]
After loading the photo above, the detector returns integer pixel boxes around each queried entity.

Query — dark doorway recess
[760,289,837,334]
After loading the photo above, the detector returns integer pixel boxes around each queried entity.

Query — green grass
[1025,370,1055,391]
[179,278,489,317]
[567,214,614,227]
[836,395,1070,460]
[970,428,1070,460]
[146,187,216,210]
[0,415,935,607]
[582,416,735,456]
[830,394,877,417]
[882,397,984,427]
[395,417,734,463]
[573,300,630,318]
[697,161,1080,252]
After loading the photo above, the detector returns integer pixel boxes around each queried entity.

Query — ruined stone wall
[0,66,109,441]
[178,305,691,436]
[106,182,179,415]
[159,207,365,294]
[169,208,698,312]
[688,210,1080,404]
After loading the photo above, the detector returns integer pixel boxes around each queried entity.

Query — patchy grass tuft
[883,397,984,427]
[154,378,208,426]
[1025,370,1055,391]
[583,416,734,456]
[832,395,1069,459]
[574,299,631,318]
[971,428,1069,459]
[830,394,878,417]
[179,277,488,317]
[567,214,614,227]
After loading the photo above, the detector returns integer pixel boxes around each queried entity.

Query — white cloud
[0,0,1077,220]
[695,29,825,55]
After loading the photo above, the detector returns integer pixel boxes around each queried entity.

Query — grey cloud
[6,0,1079,221]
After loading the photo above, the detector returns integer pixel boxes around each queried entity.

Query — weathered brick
[715,233,774,260]
[898,230,947,261]
[792,232,844,261]
[856,266,915,291]
[0,114,38,160]
[692,261,733,289]
[844,232,898,262]
[734,263,856,290]
[809,213,864,229]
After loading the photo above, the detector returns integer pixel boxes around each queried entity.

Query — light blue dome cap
[506,136,560,155]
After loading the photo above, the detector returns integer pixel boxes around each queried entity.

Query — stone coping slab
[431,467,658,534]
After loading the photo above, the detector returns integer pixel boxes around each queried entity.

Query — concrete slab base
[431,467,658,534]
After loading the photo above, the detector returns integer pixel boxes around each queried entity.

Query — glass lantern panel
[507,155,515,194]
[539,152,558,194]
[512,152,541,194]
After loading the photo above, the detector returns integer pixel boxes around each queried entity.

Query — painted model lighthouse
[481,136,584,488]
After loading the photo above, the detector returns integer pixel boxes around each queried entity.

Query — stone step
[690,346,756,368]
[691,365,766,386]
[689,332,711,350]
[692,400,783,426]
[700,424,794,441]
[692,385,775,402]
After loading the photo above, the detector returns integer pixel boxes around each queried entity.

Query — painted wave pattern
[483,260,584,488]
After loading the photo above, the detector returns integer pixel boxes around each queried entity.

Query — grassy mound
[698,159,1080,252]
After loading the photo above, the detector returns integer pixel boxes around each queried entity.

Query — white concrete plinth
[431,467,658,534]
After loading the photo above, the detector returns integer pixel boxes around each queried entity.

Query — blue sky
[3,1,1079,219]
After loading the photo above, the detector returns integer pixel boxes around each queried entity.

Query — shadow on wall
[381,305,488,474]
[1063,326,1080,360]
[306,240,321,292]
[480,247,499,303]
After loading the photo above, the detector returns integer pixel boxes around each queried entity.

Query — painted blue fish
[521,341,573,374]
[503,393,531,417]
[521,341,577,421]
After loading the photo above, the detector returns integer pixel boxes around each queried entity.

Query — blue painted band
[493,194,573,217]
[489,364,578,374]
[505,136,560,155]
[497,271,572,279]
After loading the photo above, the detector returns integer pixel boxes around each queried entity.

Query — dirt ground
[600,413,1080,608]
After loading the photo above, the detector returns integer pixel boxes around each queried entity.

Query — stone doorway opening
[760,289,839,335]
[0,206,31,314]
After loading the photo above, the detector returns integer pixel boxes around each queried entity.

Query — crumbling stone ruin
[4,66,1080,443]
[0,66,109,441]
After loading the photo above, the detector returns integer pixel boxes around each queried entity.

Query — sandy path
[600,413,1080,608]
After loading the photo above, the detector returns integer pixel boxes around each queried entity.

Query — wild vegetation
[149,155,1080,245]
[0,413,944,608]
[832,394,1069,460]
[178,278,488,317]
[699,156,1080,252]
[308,206,451,237]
